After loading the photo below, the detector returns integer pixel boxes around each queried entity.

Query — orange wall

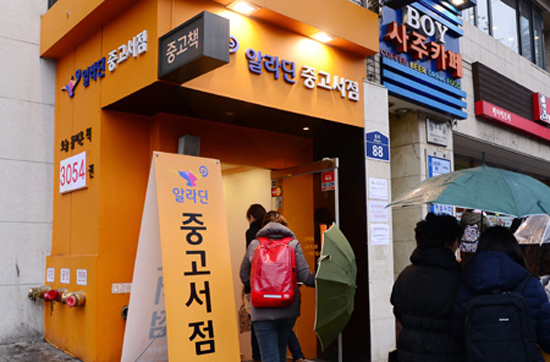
[45,0,369,359]
[177,1,367,127]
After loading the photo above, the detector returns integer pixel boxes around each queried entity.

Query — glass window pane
[519,0,532,60]
[463,7,475,25]
[492,0,519,52]
[477,0,491,34]
[533,9,544,67]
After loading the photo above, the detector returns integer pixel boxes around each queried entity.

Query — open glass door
[271,158,339,362]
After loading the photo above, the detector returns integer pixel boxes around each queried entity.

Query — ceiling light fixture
[227,1,259,15]
[311,32,335,43]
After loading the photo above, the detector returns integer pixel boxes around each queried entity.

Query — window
[519,0,532,61]
[463,0,545,68]
[533,9,544,66]
[493,0,519,52]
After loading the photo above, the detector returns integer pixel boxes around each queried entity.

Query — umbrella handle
[319,254,331,262]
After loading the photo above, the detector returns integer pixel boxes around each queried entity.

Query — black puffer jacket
[390,247,463,362]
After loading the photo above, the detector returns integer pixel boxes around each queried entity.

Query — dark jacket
[246,218,263,247]
[240,222,315,322]
[390,247,463,362]
[244,218,263,294]
[452,251,550,361]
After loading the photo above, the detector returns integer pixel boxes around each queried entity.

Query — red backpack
[250,236,297,308]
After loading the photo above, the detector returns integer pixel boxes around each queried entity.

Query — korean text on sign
[108,30,148,72]
[166,28,200,64]
[180,212,216,355]
[383,21,463,79]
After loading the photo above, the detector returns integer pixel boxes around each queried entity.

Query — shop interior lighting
[311,32,335,43]
[449,0,476,10]
[227,1,259,15]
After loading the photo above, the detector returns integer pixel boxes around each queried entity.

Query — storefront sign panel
[61,30,148,98]
[183,9,366,128]
[475,100,550,143]
[380,0,467,119]
[158,11,230,84]
[532,92,550,125]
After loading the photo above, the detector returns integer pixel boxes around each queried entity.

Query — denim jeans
[251,323,261,360]
[253,318,297,362]
[288,330,305,361]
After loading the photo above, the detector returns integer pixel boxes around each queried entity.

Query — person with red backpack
[240,211,315,362]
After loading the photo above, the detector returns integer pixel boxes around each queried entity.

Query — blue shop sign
[379,0,467,119]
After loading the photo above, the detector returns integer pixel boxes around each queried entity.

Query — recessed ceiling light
[227,1,259,15]
[303,127,310,131]
[311,32,335,43]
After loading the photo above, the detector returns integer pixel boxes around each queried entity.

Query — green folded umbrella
[387,165,550,217]
[314,223,357,351]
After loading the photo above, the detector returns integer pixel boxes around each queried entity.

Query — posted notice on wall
[370,223,390,245]
[368,200,389,223]
[368,177,388,200]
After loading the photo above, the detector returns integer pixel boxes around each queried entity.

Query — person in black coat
[246,204,267,248]
[390,213,464,362]
[452,226,550,362]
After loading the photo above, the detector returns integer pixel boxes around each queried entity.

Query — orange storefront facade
[40,0,379,360]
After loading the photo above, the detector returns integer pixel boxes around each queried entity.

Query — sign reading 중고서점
[121,152,240,362]
[61,30,148,98]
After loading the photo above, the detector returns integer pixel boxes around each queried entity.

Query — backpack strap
[514,272,532,293]
[257,236,293,248]
[487,272,531,295]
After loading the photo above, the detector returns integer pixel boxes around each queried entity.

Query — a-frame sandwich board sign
[122,152,240,361]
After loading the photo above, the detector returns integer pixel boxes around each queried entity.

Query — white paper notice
[369,200,389,222]
[368,177,388,200]
[370,223,390,245]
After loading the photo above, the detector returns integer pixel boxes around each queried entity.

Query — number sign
[60,151,88,194]
[366,131,390,162]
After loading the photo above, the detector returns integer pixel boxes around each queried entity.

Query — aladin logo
[173,166,209,186]
[61,72,81,98]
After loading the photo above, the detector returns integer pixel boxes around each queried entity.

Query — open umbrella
[314,223,357,351]
[387,165,550,217]
[514,214,550,245]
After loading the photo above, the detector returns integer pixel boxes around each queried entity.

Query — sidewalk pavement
[0,339,81,362]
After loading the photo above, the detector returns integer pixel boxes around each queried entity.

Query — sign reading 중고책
[380,1,467,119]
[158,12,230,84]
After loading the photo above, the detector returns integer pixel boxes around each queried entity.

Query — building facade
[39,0,388,361]
[0,0,55,343]
[387,2,550,277]
[3,0,548,361]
